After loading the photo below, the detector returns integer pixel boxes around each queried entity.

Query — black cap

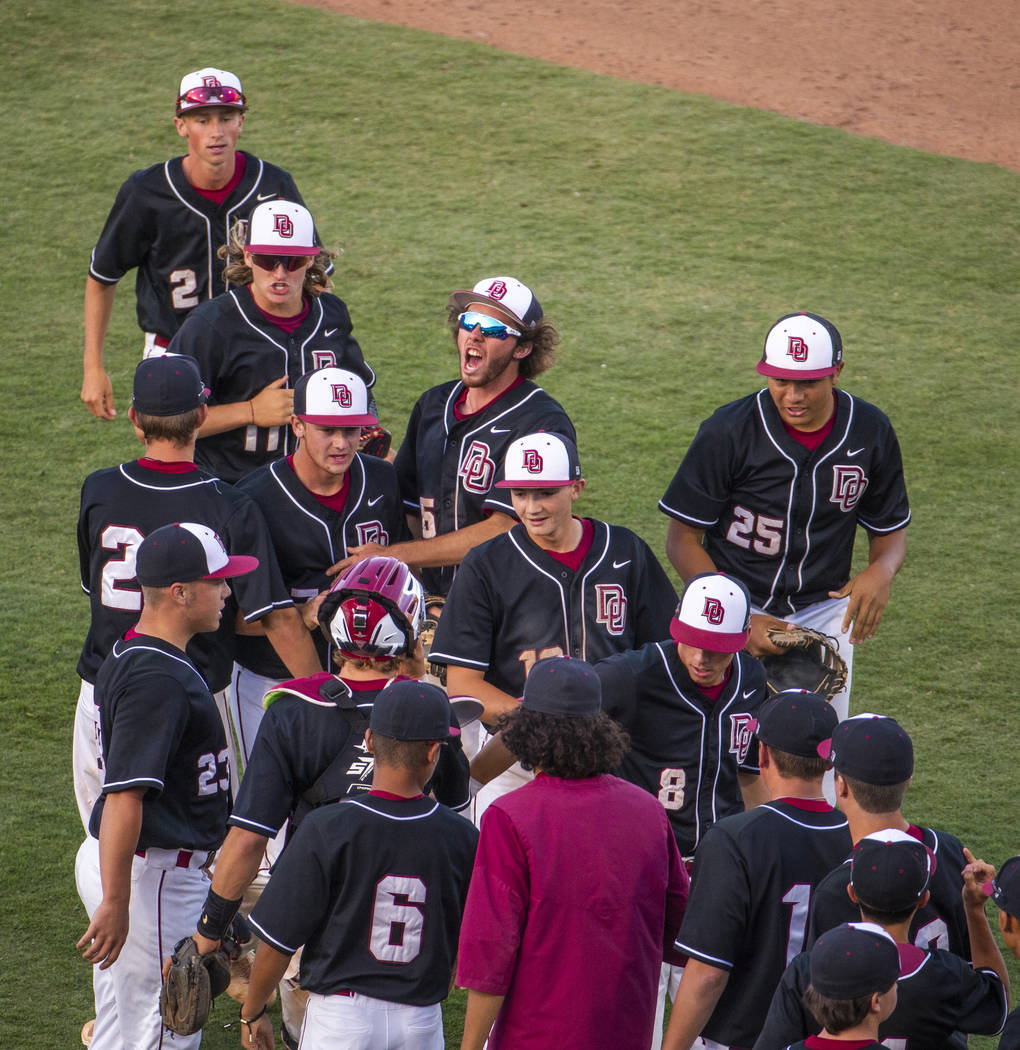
[850,831,935,913]
[135,522,258,587]
[988,855,1020,918]
[521,656,602,716]
[810,923,900,999]
[754,690,837,757]
[370,680,452,741]
[821,714,914,785]
[132,355,209,416]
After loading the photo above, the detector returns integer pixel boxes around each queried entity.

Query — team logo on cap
[522,449,543,474]
[331,383,353,408]
[830,465,868,511]
[595,584,627,636]
[702,597,724,625]
[202,75,221,88]
[458,441,495,494]
[787,336,810,362]
[274,214,294,238]
[486,280,508,300]
[729,713,756,764]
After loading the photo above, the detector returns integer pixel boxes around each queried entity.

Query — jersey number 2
[170,269,199,310]
[370,875,426,963]
[100,525,144,611]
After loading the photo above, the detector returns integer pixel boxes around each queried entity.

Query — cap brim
[494,477,575,489]
[757,361,839,380]
[670,618,747,652]
[204,555,260,579]
[449,290,528,329]
[297,412,378,427]
[245,243,319,256]
[449,696,485,729]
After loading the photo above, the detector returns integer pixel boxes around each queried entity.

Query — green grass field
[1,0,1017,1046]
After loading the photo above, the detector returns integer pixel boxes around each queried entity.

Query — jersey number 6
[370,875,426,963]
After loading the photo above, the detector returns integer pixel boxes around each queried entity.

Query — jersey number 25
[726,506,784,556]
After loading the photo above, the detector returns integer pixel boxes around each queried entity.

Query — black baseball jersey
[249,792,478,1004]
[594,643,767,856]
[89,634,229,851]
[659,389,911,613]
[89,152,309,339]
[675,799,852,1048]
[234,454,408,678]
[228,673,470,841]
[755,941,1008,1050]
[393,379,575,595]
[1001,1007,1020,1050]
[806,825,972,960]
[429,519,677,699]
[76,459,294,691]
[168,287,374,483]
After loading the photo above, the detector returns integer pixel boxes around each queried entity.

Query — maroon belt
[153,335,171,349]
[135,849,194,867]
[331,990,355,998]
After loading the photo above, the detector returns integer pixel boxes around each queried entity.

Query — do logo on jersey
[702,596,725,625]
[522,449,543,474]
[595,584,627,636]
[458,440,495,494]
[830,465,868,511]
[274,214,294,238]
[331,383,352,408]
[486,280,508,300]
[729,712,756,764]
[787,336,810,362]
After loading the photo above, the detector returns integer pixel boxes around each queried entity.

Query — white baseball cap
[449,276,543,330]
[245,200,318,256]
[670,572,751,652]
[757,312,843,380]
[176,68,246,115]
[495,433,582,488]
[294,367,377,427]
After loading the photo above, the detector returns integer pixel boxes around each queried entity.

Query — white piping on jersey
[896,950,932,981]
[247,914,298,955]
[673,939,733,969]
[228,814,280,836]
[577,524,613,659]
[88,247,121,284]
[506,529,572,645]
[118,463,218,491]
[240,598,292,624]
[755,392,801,610]
[341,457,368,549]
[757,802,848,831]
[102,774,164,791]
[163,161,214,300]
[345,798,440,821]
[110,637,210,689]
[656,501,718,527]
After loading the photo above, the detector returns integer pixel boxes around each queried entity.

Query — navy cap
[821,714,914,785]
[987,855,1020,918]
[521,656,601,717]
[754,690,837,757]
[132,355,209,416]
[370,680,452,742]
[851,830,936,913]
[135,522,258,587]
[810,923,900,999]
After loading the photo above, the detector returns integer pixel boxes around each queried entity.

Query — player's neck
[861,915,912,944]
[182,150,237,191]
[370,763,430,798]
[133,609,194,653]
[461,364,520,414]
[143,439,196,464]
[819,1020,881,1044]
[292,445,347,497]
[766,775,827,803]
[529,515,583,553]
[847,810,909,844]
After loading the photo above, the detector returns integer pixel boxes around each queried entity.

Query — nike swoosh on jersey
[367,495,384,507]
[256,192,276,201]
[742,689,756,699]
[324,328,338,337]
[612,560,631,569]
[490,426,511,434]
[847,447,866,456]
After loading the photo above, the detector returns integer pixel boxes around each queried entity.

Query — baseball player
[226,681,479,1050]
[332,275,575,595]
[231,366,407,766]
[985,856,1020,1050]
[660,311,911,722]
[187,556,471,1048]
[807,714,972,958]
[83,68,321,420]
[755,832,1009,1050]
[662,691,852,1050]
[74,356,320,831]
[76,522,257,1050]
[167,199,375,484]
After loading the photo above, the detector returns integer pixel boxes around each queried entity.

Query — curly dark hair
[219,222,336,297]
[499,707,629,779]
[445,303,560,379]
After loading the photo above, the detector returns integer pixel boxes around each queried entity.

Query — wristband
[196,889,243,941]
[239,1003,267,1031]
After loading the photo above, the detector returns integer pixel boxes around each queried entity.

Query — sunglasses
[249,254,313,272]
[178,85,247,108]
[458,311,522,340]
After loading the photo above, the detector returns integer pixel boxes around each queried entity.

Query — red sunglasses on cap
[177,85,246,109]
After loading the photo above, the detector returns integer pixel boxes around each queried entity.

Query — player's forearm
[460,989,505,1050]
[262,606,322,678]
[98,789,144,904]
[198,401,258,437]
[209,827,269,901]
[665,520,715,581]
[867,528,906,577]
[243,941,293,1018]
[965,899,1011,994]
[446,666,518,725]
[386,513,514,570]
[83,277,117,372]
[661,959,730,1050]
[470,733,516,786]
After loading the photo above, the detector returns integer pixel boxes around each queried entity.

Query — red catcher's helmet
[317,556,424,659]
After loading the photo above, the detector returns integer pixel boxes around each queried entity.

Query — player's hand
[829,561,895,644]
[77,899,129,969]
[193,931,222,955]
[299,591,327,631]
[250,376,293,427]
[745,614,795,657]
[961,847,996,910]
[327,542,390,577]
[240,1009,275,1049]
[82,368,116,420]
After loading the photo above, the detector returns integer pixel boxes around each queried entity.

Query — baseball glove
[760,626,848,702]
[160,936,232,1036]
[358,425,392,459]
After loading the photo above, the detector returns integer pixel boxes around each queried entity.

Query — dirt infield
[291,0,1019,172]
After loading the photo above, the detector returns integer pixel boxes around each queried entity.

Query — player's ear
[569,479,586,501]
[832,361,846,384]
[291,417,304,440]
[364,729,375,755]
[847,883,859,904]
[173,115,188,138]
[512,339,533,360]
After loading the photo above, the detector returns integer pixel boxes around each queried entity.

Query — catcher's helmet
[317,556,424,659]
